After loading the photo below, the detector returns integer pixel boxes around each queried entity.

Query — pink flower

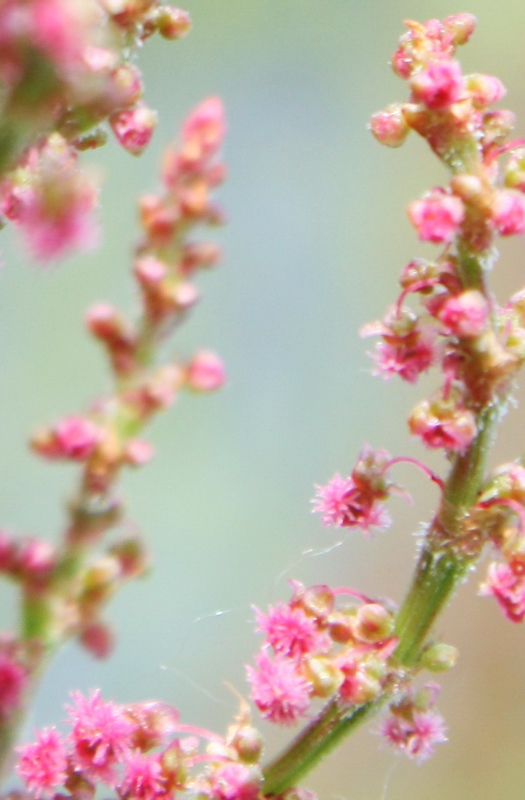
[492,190,525,236]
[480,561,525,622]
[0,653,26,719]
[380,708,447,763]
[254,603,330,659]
[208,762,261,800]
[246,652,311,725]
[118,751,167,800]
[410,59,464,110]
[437,289,489,338]
[362,309,437,383]
[67,690,136,784]
[0,136,100,261]
[110,105,158,156]
[186,351,226,392]
[312,473,391,534]
[408,396,477,453]
[408,188,465,243]
[16,727,68,798]
[34,415,102,461]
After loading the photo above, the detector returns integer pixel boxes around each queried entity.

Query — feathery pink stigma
[16,727,68,798]
[67,690,136,784]
[254,603,330,659]
[246,652,311,725]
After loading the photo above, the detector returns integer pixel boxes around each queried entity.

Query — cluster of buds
[31,99,226,501]
[0,0,191,259]
[247,582,398,726]
[366,15,525,458]
[16,690,264,800]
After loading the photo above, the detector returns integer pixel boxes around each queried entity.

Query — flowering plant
[1,5,525,800]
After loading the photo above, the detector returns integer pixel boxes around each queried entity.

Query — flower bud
[421,643,459,672]
[443,13,477,45]
[354,603,394,643]
[156,7,191,39]
[465,73,506,108]
[80,622,115,659]
[110,105,157,156]
[229,724,264,763]
[186,350,226,391]
[369,104,410,148]
[305,656,343,698]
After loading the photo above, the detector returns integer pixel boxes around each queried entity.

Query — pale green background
[2,1,525,799]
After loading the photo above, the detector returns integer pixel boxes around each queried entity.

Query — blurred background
[2,0,525,798]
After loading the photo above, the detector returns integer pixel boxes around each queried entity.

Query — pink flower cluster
[30,100,226,501]
[0,134,99,260]
[16,690,262,800]
[365,16,525,456]
[312,445,404,534]
[247,582,397,725]
[380,683,447,763]
[476,464,525,622]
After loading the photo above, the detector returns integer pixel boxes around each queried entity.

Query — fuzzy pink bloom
[1,137,100,261]
[16,727,68,798]
[437,289,489,338]
[480,561,525,622]
[0,653,27,719]
[186,351,226,391]
[254,603,330,659]
[21,186,99,261]
[492,190,525,236]
[118,751,167,800]
[246,652,311,725]
[362,310,437,383]
[67,690,136,784]
[312,473,391,534]
[111,106,158,156]
[208,762,261,800]
[408,188,465,243]
[372,334,436,382]
[410,59,464,110]
[380,709,447,763]
[48,416,101,461]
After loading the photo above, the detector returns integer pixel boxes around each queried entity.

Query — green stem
[262,698,384,796]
